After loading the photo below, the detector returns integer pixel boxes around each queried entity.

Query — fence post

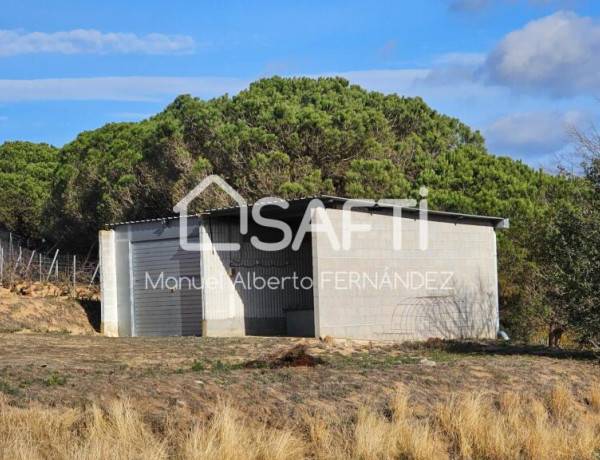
[72,255,76,298]
[14,247,22,271]
[0,245,3,286]
[26,250,36,273]
[89,263,100,287]
[47,249,59,283]
[39,253,42,283]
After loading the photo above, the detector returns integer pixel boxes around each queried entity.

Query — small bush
[191,360,205,372]
[211,360,243,373]
[0,380,19,396]
[44,372,67,387]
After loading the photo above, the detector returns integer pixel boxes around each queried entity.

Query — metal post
[26,250,36,273]
[89,263,100,287]
[39,253,42,283]
[14,247,22,271]
[72,255,76,298]
[0,245,3,285]
[46,250,59,283]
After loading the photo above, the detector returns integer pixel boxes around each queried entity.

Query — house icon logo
[173,175,248,251]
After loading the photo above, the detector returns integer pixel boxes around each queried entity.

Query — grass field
[0,332,599,458]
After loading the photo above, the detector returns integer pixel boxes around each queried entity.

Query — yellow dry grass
[1,383,600,459]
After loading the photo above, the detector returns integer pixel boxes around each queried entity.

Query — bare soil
[0,331,598,429]
[0,288,97,334]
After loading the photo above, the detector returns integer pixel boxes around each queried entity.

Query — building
[99,196,508,341]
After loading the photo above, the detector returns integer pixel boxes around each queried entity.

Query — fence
[0,230,100,298]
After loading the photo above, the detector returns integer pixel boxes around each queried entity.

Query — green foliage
[47,77,497,248]
[44,372,67,386]
[191,360,206,372]
[529,178,600,344]
[1,76,596,344]
[210,360,243,373]
[0,141,58,238]
[344,159,411,199]
[0,380,19,396]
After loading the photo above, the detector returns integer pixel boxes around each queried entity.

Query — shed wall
[131,238,202,336]
[109,217,201,337]
[200,217,314,337]
[311,208,498,341]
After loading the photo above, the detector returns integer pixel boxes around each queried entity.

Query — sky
[1,0,600,167]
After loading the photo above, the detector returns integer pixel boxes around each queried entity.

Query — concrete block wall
[311,208,499,341]
[99,230,119,337]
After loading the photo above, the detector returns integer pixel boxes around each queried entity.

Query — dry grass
[1,384,600,459]
[0,288,95,334]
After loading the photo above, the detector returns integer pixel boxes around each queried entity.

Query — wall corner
[99,229,119,337]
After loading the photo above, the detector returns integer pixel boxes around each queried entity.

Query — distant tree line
[0,76,598,345]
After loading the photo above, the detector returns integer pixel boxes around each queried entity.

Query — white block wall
[311,208,499,341]
[99,230,119,337]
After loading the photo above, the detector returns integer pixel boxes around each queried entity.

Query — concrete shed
[99,196,507,341]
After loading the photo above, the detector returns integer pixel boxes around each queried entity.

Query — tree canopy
[0,141,59,239]
[48,77,554,239]
[0,76,596,344]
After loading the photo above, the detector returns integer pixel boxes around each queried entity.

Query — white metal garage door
[131,238,202,336]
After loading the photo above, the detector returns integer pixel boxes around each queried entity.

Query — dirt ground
[0,288,97,334]
[0,332,598,428]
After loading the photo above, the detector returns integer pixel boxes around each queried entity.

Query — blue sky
[1,0,600,166]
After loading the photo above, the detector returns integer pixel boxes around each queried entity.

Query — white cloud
[325,68,504,101]
[0,77,250,102]
[0,29,198,56]
[446,0,580,13]
[0,70,507,112]
[483,110,587,158]
[434,52,486,66]
[0,71,445,103]
[325,69,430,95]
[481,11,600,96]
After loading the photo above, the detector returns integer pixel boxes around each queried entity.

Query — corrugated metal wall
[112,215,313,337]
[112,217,202,337]
[204,217,313,335]
[131,238,202,336]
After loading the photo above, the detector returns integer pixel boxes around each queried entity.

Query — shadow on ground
[401,340,598,361]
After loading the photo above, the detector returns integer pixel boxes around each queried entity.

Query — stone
[419,358,437,367]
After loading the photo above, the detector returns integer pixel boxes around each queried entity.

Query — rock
[332,338,347,348]
[176,399,187,407]
[419,358,437,367]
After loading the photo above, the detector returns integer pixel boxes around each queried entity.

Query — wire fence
[0,230,100,299]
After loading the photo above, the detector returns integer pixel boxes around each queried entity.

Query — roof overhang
[107,195,508,229]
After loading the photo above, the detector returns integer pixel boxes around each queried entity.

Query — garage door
[131,238,202,336]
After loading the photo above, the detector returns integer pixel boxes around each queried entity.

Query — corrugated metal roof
[107,195,508,228]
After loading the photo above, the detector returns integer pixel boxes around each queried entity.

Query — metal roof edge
[106,195,507,228]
